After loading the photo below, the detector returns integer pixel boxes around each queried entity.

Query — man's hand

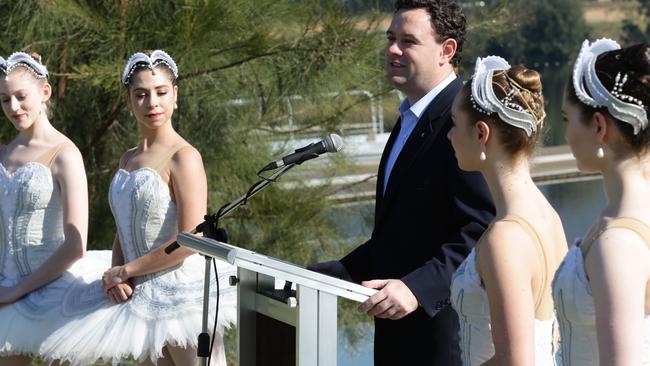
[359,279,418,320]
[307,260,352,281]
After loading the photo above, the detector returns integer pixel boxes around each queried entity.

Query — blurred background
[0,0,645,364]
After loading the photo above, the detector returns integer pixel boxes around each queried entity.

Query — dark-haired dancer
[553,39,650,365]
[448,56,567,365]
[0,52,100,365]
[309,1,494,364]
[40,50,236,366]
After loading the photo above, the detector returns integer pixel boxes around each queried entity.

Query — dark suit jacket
[340,77,495,365]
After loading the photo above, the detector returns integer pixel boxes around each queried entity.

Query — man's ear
[440,38,457,66]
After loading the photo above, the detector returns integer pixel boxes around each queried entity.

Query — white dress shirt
[383,71,457,194]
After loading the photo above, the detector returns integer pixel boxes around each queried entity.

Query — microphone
[261,133,343,172]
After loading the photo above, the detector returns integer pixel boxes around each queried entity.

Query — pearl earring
[174,103,178,110]
[597,147,604,159]
[479,151,487,161]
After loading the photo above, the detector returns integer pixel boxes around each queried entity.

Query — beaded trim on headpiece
[572,38,648,135]
[470,56,541,137]
[121,50,178,86]
[0,52,49,79]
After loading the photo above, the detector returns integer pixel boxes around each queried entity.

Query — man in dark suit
[310,0,494,364]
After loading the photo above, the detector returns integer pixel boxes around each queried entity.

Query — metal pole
[198,255,212,365]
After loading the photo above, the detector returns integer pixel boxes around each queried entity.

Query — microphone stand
[180,163,297,366]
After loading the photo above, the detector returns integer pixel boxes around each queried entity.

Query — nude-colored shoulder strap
[119,147,139,170]
[500,214,550,313]
[150,144,190,173]
[501,214,543,247]
[604,217,650,251]
[37,143,70,168]
[583,217,650,258]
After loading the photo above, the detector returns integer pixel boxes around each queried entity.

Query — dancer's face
[386,8,451,102]
[448,90,483,171]
[562,89,601,172]
[0,69,51,132]
[127,66,178,130]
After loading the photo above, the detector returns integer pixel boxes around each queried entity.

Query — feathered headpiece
[0,52,48,79]
[572,38,648,134]
[122,50,178,85]
[469,56,542,137]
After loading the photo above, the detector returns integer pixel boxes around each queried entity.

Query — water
[336,177,606,365]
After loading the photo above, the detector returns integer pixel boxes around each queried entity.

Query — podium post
[177,233,375,366]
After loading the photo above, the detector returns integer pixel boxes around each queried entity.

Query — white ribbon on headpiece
[121,50,178,85]
[572,38,648,134]
[471,55,539,137]
[0,52,49,78]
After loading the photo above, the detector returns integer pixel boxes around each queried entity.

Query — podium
[177,232,376,366]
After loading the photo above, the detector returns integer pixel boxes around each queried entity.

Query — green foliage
[467,0,589,71]
[0,0,382,264]
[621,0,650,46]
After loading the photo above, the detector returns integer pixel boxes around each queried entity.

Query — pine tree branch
[81,100,124,158]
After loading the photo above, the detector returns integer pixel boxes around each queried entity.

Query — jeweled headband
[470,56,541,137]
[121,50,178,86]
[572,38,648,134]
[0,52,49,79]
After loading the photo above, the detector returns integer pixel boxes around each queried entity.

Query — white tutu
[39,166,238,365]
[0,250,112,358]
[39,252,237,365]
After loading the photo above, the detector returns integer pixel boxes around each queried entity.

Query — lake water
[337,177,606,365]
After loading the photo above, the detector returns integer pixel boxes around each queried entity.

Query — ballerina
[0,51,101,365]
[40,50,237,366]
[448,56,568,365]
[552,39,650,366]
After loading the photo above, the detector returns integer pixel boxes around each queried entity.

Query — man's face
[386,8,446,101]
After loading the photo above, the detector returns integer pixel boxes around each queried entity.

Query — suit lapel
[374,77,463,228]
[375,118,401,216]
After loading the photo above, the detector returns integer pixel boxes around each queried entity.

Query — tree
[475,0,589,69]
[0,0,383,257]
[622,0,650,45]
[0,2,384,362]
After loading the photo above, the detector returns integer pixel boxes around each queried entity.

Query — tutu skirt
[1,250,237,365]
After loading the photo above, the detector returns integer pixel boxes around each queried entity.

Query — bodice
[0,163,64,278]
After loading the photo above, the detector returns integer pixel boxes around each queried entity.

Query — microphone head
[324,133,344,153]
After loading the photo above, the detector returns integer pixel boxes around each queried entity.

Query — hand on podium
[307,260,352,282]
[358,279,418,320]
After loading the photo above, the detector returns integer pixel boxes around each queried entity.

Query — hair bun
[25,51,43,64]
[620,43,650,88]
[507,65,543,93]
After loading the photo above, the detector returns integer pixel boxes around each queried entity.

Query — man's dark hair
[394,0,466,66]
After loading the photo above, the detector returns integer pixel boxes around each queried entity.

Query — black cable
[256,167,279,182]
[207,257,220,365]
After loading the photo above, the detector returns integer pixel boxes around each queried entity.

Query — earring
[479,151,487,161]
[596,146,604,159]
[174,103,178,110]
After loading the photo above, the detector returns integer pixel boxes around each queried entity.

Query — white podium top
[177,232,376,303]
